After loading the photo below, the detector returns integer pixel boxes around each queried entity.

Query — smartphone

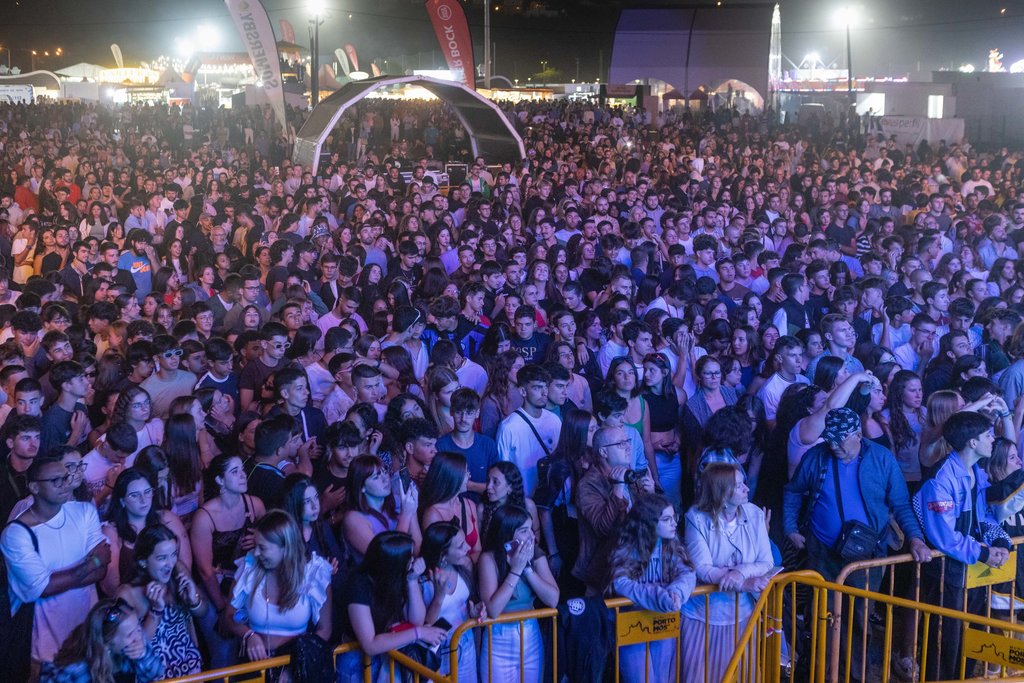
[429,618,452,653]
[503,539,521,554]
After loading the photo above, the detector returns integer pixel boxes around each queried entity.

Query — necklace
[40,507,67,530]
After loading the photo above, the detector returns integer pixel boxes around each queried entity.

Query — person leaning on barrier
[783,407,930,678]
[914,410,1011,681]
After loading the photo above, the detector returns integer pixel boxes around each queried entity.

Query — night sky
[0,0,1020,82]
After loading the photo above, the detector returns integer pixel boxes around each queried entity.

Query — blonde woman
[683,463,773,683]
[225,510,332,668]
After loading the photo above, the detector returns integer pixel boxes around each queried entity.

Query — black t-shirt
[41,251,64,275]
[266,265,290,298]
[246,461,286,509]
[339,571,381,639]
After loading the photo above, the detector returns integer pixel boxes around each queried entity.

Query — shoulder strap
[832,457,846,524]
[8,519,38,554]
[515,410,552,457]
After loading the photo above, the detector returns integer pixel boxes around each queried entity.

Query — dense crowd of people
[0,95,1021,683]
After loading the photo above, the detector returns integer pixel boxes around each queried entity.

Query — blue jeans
[619,636,677,682]
[478,619,542,683]
[656,451,682,510]
[336,649,382,683]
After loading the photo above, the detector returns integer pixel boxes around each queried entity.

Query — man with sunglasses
[238,322,290,413]
[1,453,110,671]
[140,334,199,420]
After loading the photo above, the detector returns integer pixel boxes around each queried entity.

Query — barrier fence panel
[168,549,1024,683]
[831,535,1024,683]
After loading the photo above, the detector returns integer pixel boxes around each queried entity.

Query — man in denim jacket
[784,408,930,679]
[914,411,1011,681]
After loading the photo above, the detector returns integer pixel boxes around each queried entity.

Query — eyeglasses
[701,371,722,378]
[64,462,88,474]
[162,349,183,358]
[33,473,73,488]
[131,399,152,410]
[126,487,154,502]
[600,439,631,450]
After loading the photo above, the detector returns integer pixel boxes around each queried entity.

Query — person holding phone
[337,531,445,683]
[421,521,484,683]
[478,504,559,683]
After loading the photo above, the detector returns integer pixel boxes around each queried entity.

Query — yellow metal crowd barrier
[166,547,1024,683]
[830,535,1024,683]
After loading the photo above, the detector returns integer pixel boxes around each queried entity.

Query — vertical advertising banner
[225,0,288,131]
[424,0,476,90]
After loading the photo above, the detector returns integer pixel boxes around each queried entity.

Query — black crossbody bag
[832,457,880,562]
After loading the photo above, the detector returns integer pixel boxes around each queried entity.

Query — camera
[623,467,649,485]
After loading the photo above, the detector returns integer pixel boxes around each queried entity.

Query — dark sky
[0,0,1020,81]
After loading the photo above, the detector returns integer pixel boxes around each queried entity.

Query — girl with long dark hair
[161,413,202,522]
[881,370,927,490]
[336,531,446,683]
[101,468,191,597]
[341,455,420,561]
[117,524,205,678]
[421,521,483,683]
[419,451,482,563]
[478,504,559,682]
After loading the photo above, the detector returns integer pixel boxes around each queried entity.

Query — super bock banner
[225,0,288,132]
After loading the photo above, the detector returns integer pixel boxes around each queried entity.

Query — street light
[308,0,326,105]
[197,24,220,48]
[834,5,862,100]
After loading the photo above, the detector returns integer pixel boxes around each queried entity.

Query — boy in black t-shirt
[246,414,305,509]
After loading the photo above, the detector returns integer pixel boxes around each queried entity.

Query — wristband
[999,411,1012,418]
[611,480,626,485]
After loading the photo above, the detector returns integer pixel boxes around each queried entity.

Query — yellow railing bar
[161,642,361,683]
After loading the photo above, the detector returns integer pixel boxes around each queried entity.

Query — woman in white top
[682,463,773,683]
[226,510,332,665]
[421,521,483,683]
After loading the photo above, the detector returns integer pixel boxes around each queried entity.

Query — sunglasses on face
[162,349,183,359]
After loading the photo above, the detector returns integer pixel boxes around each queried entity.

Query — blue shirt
[436,432,500,501]
[810,456,869,547]
[118,250,152,299]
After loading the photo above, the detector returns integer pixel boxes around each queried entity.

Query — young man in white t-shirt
[82,421,138,513]
[1,454,109,669]
[757,335,810,428]
[496,364,562,496]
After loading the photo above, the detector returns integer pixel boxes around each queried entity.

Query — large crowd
[0,95,1020,683]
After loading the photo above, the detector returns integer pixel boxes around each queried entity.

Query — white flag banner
[225,0,287,131]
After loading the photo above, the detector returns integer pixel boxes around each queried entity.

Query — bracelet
[611,480,626,485]
[999,411,1012,418]
[188,596,203,610]
[414,626,420,640]
[509,571,521,578]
